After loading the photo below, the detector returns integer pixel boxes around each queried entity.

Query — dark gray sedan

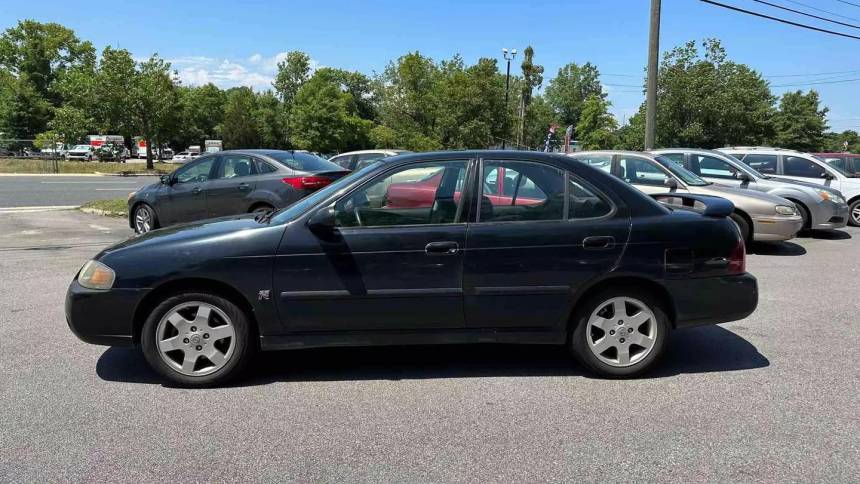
[128,150,349,233]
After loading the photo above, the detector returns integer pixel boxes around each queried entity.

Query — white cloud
[168,52,320,90]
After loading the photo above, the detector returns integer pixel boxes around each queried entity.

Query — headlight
[775,205,797,216]
[817,190,844,204]
[78,260,116,290]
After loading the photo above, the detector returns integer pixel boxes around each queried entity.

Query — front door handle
[425,241,459,255]
[237,183,250,191]
[191,187,202,195]
[582,236,615,250]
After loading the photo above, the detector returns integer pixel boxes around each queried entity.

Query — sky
[2,0,859,132]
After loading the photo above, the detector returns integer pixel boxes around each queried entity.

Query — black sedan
[68,150,757,386]
[128,149,349,234]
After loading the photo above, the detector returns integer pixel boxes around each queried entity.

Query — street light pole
[502,48,517,150]
[644,0,661,150]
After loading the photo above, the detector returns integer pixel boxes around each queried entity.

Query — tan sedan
[569,151,803,242]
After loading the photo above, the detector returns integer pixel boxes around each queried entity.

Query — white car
[65,145,94,161]
[719,147,860,226]
[328,149,412,171]
[172,151,199,163]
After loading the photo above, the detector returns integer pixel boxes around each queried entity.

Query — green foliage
[772,90,829,152]
[273,51,311,105]
[576,94,618,150]
[516,46,545,147]
[522,96,558,149]
[222,87,262,149]
[823,130,860,153]
[130,55,178,168]
[49,105,93,145]
[544,62,604,129]
[646,39,775,148]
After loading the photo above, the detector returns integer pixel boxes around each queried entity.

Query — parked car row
[70,149,757,386]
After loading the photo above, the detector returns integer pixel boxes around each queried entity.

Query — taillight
[282,176,332,190]
[728,238,746,274]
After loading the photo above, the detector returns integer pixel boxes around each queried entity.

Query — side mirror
[822,172,835,180]
[738,172,752,182]
[308,205,336,232]
[160,174,172,185]
[663,178,678,189]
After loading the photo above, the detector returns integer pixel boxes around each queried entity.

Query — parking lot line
[0,205,77,213]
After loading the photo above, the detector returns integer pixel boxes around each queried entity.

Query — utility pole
[644,0,661,150]
[502,48,517,149]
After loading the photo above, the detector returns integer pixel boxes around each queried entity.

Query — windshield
[812,155,853,177]
[653,155,710,186]
[270,161,383,224]
[73,145,90,150]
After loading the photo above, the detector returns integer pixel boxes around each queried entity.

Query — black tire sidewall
[849,199,860,227]
[140,292,254,387]
[730,212,751,243]
[570,287,670,378]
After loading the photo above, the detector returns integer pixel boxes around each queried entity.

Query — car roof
[374,149,589,165]
[332,149,410,157]
[572,150,657,158]
[650,148,728,156]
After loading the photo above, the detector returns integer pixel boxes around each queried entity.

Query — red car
[814,152,860,176]
[385,167,544,208]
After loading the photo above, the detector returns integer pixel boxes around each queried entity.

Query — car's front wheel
[570,288,669,377]
[133,204,158,234]
[140,292,255,387]
[849,199,860,227]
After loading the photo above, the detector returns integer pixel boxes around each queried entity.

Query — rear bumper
[751,215,803,241]
[665,273,758,328]
[65,280,146,346]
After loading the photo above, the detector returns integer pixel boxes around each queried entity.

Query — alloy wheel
[586,297,657,367]
[155,302,236,376]
[852,205,860,225]
[134,206,153,233]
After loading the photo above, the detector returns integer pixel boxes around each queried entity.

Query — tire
[133,203,158,234]
[793,202,810,231]
[140,292,255,387]
[249,203,274,216]
[849,199,860,227]
[569,287,670,378]
[730,212,751,243]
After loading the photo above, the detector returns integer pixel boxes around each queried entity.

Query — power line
[836,0,860,8]
[699,0,860,40]
[764,69,860,77]
[751,0,860,30]
[770,77,860,87]
[781,0,860,21]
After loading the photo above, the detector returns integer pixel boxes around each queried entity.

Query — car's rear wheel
[849,199,860,227]
[249,203,274,216]
[570,288,669,377]
[141,292,254,387]
[133,204,158,234]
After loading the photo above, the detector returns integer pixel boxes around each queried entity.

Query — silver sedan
[570,151,804,242]
[652,148,849,231]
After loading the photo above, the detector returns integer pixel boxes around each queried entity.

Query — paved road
[0,175,154,208]
[1,210,858,481]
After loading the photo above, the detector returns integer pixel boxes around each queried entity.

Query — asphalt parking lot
[1,209,858,482]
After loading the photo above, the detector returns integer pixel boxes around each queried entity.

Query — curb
[79,207,126,217]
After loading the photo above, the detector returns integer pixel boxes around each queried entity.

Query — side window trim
[566,171,617,221]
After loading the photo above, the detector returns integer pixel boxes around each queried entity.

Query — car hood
[97,214,269,258]
[690,184,791,206]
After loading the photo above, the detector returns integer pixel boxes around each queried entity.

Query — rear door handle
[582,236,615,250]
[425,241,459,255]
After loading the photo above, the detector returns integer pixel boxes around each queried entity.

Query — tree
[522,95,558,150]
[772,90,829,152]
[273,51,311,105]
[255,90,288,149]
[48,105,93,145]
[517,46,544,146]
[377,51,442,150]
[222,87,261,150]
[643,39,775,148]
[289,69,372,153]
[576,94,618,149]
[435,56,506,149]
[0,20,95,136]
[544,62,604,129]
[824,130,860,153]
[92,47,136,137]
[129,55,178,168]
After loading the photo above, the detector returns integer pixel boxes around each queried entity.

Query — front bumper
[751,214,803,241]
[65,280,147,346]
[810,201,849,230]
[665,273,758,328]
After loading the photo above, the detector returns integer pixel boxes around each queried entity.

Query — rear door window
[478,161,564,222]
[738,154,777,174]
[216,154,256,179]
